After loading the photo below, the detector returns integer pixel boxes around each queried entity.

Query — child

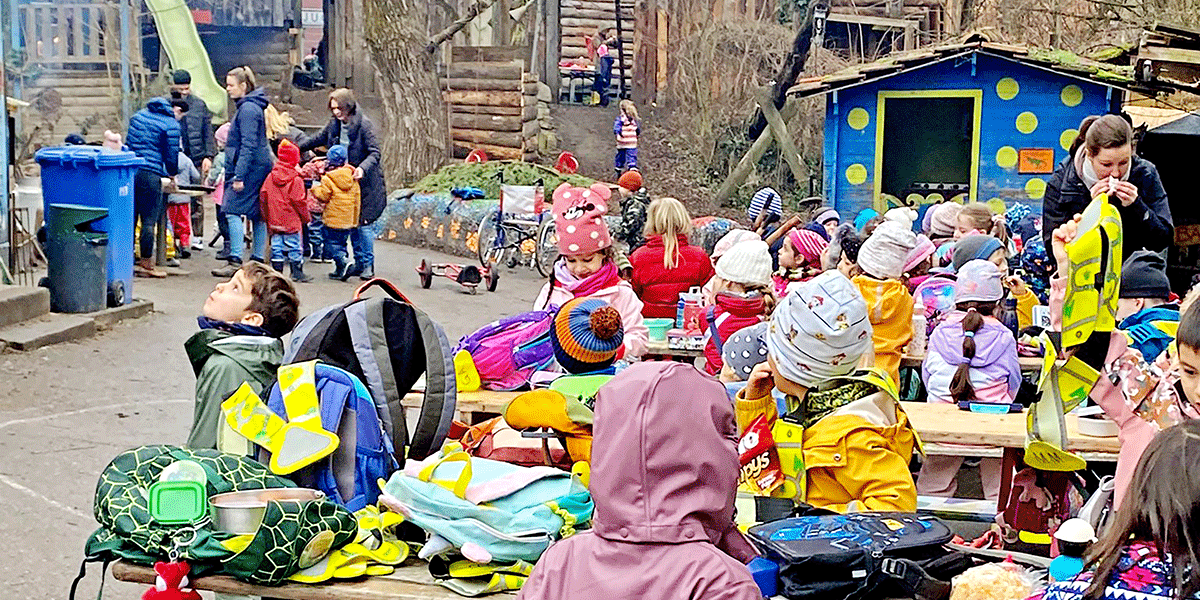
[1116,250,1180,362]
[536,182,648,359]
[1035,421,1200,600]
[185,261,299,454]
[720,322,768,383]
[300,154,329,263]
[918,260,1020,500]
[259,139,312,283]
[206,123,231,260]
[737,270,918,512]
[928,202,962,266]
[813,207,840,239]
[955,203,1008,242]
[613,169,650,254]
[825,223,863,279]
[854,219,918,385]
[517,362,761,600]
[702,239,774,376]
[550,297,624,375]
[904,234,936,292]
[629,197,714,319]
[748,187,784,238]
[773,228,827,296]
[613,100,640,176]
[702,228,761,300]
[309,145,360,281]
[952,234,1041,332]
[167,150,201,260]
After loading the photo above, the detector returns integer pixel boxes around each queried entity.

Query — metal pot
[209,488,325,534]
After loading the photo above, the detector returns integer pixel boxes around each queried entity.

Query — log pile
[559,0,635,92]
[443,47,540,161]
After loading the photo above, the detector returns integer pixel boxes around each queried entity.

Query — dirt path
[550,104,622,181]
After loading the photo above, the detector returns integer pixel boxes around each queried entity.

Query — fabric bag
[454,308,558,391]
[461,416,572,468]
[379,447,593,563]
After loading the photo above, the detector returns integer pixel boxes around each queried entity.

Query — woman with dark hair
[299,88,387,280]
[1042,114,1173,269]
[212,66,274,277]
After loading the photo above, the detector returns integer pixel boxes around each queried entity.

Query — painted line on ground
[0,472,91,520]
[0,398,189,431]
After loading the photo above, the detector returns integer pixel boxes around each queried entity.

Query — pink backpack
[454,308,558,391]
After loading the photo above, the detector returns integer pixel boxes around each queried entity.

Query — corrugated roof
[787,41,1159,99]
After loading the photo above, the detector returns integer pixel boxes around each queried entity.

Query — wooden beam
[443,90,524,106]
[714,99,799,205]
[827,10,921,30]
[755,87,806,186]
[451,113,524,131]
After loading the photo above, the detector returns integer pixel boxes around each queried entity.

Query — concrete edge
[5,317,97,352]
[92,299,155,330]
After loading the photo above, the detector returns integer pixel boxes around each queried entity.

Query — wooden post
[543,0,560,90]
[714,99,798,205]
[755,87,806,186]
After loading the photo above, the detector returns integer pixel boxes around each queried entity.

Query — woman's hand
[353,167,364,180]
[744,362,776,400]
[1051,214,1083,268]
[1088,178,1112,200]
[232,180,244,192]
[1111,180,1138,207]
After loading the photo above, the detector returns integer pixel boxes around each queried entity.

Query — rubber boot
[290,261,313,283]
[271,260,285,273]
[345,262,364,279]
[358,264,374,281]
[211,258,242,278]
[329,258,349,281]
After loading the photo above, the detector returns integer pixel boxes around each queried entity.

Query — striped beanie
[748,187,783,221]
[551,297,625,374]
[788,229,829,265]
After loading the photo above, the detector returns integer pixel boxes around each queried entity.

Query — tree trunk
[748,0,821,139]
[364,0,448,185]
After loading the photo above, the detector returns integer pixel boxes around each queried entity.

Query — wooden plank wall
[326,0,377,94]
[444,46,538,161]
[21,70,127,149]
[559,0,634,94]
[189,0,291,28]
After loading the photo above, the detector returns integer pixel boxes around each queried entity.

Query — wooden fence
[20,0,140,67]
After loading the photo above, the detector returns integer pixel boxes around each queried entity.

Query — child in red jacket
[259,140,312,282]
[629,197,714,318]
[702,239,775,375]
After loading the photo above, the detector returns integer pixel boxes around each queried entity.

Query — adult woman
[299,88,386,280]
[1042,114,1173,269]
[212,66,273,277]
[629,198,715,318]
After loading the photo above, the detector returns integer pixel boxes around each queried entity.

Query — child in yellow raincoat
[854,215,918,385]
[736,270,918,513]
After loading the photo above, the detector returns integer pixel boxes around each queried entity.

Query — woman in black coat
[212,66,275,277]
[1042,114,1173,269]
[299,88,387,280]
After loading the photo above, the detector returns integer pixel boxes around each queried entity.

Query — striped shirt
[614,115,639,149]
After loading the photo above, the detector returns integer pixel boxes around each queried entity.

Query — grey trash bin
[43,203,109,313]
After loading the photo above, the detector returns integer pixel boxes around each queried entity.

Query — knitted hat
[553,182,613,256]
[172,69,192,85]
[905,234,936,274]
[214,123,230,146]
[277,139,300,167]
[802,221,831,242]
[1120,250,1171,300]
[716,240,772,287]
[722,322,768,381]
[854,209,879,232]
[885,207,919,230]
[951,234,1004,272]
[617,169,643,192]
[327,144,348,168]
[858,220,917,279]
[788,229,829,265]
[837,224,864,264]
[748,187,782,221]
[767,271,873,388]
[955,259,1005,304]
[930,203,963,238]
[551,297,624,374]
[813,207,840,226]
[712,229,761,259]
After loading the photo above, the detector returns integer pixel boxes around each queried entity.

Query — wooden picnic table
[112,560,513,600]
[643,339,704,360]
[900,354,1045,373]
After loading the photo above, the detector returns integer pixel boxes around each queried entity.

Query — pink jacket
[535,280,648,359]
[517,362,761,600]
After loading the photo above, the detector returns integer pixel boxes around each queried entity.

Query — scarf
[1075,147,1130,191]
[783,380,877,428]
[554,259,620,297]
[197,316,272,338]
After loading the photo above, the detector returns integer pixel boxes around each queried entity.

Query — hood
[147,97,174,117]
[237,88,270,110]
[929,311,1014,367]
[269,162,300,187]
[591,362,742,546]
[715,291,766,318]
[1119,304,1180,329]
[324,167,356,192]
[185,329,283,377]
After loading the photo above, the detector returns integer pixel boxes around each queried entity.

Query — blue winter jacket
[223,88,274,218]
[126,98,182,177]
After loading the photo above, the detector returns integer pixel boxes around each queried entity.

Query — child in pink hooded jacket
[518,361,761,600]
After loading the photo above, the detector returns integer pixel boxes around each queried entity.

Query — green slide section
[144,0,227,122]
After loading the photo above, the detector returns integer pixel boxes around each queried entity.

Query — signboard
[302,9,323,27]
[1018,148,1055,174]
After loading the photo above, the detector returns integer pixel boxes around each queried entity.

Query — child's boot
[358,263,374,281]
[271,260,285,273]
[329,258,349,281]
[290,261,313,283]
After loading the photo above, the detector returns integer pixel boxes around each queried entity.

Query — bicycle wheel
[535,218,559,278]
[476,210,503,267]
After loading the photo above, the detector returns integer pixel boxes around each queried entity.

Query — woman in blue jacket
[213,66,275,277]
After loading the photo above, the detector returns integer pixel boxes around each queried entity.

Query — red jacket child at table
[259,139,312,283]
[701,239,774,375]
[629,197,714,318]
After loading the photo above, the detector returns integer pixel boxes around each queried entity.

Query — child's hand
[1005,276,1028,297]
[744,362,776,400]
[1051,214,1083,269]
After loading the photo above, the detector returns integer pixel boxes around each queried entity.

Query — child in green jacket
[185,261,300,454]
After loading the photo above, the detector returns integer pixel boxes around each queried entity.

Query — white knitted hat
[715,240,773,287]
[858,220,918,280]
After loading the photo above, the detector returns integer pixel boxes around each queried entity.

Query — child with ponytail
[917,259,1021,500]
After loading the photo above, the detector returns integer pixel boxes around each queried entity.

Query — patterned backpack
[454,308,558,391]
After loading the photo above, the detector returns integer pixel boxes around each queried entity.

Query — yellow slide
[144,0,227,122]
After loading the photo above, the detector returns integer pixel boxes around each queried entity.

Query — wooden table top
[900,354,1044,372]
[643,339,704,358]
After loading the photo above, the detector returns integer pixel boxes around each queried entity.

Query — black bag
[285,278,456,464]
[748,512,970,600]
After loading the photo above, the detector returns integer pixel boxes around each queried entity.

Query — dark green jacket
[185,329,283,451]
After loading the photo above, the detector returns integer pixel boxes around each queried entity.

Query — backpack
[748,512,969,600]
[460,416,572,468]
[264,361,397,511]
[913,275,957,335]
[285,279,456,464]
[380,447,593,563]
[454,308,558,391]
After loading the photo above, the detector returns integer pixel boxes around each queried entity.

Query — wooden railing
[20,1,138,65]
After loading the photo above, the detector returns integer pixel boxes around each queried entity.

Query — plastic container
[42,203,108,313]
[148,480,207,525]
[646,318,674,341]
[35,146,145,307]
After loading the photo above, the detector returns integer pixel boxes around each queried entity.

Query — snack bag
[738,415,783,495]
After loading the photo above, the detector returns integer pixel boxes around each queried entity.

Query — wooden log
[452,141,524,160]
[561,17,626,28]
[449,103,538,120]
[451,113,524,132]
[714,99,799,205]
[451,45,527,63]
[560,8,618,20]
[452,127,525,147]
[754,87,807,187]
[447,63,522,80]
[442,78,522,91]
[443,90,523,107]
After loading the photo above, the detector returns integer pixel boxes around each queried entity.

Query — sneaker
[190,240,205,251]
[165,258,181,268]
[215,249,230,261]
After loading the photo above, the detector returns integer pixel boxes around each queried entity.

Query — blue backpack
[266,363,397,511]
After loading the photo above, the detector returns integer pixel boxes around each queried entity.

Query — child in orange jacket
[309,145,360,281]
[854,217,918,386]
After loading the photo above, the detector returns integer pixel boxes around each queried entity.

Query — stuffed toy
[143,561,202,600]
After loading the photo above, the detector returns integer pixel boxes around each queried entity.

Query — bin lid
[35,145,145,170]
[47,203,109,239]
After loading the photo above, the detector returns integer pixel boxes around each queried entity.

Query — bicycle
[474,175,559,277]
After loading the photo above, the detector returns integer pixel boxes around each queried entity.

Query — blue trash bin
[35,146,144,306]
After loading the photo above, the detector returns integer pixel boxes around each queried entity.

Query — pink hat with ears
[553,182,613,256]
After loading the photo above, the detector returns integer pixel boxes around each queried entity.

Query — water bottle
[910,303,927,357]
[676,297,686,329]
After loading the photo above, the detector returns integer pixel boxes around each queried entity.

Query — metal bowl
[209,488,325,534]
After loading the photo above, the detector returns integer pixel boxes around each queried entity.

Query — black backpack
[285,279,456,464]
[748,512,971,600]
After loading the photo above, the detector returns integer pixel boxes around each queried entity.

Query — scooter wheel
[486,270,500,292]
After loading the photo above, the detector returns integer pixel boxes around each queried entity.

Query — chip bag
[738,415,783,495]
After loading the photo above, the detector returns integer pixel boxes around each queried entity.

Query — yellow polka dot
[926,193,944,205]
[847,107,870,131]
[1061,85,1083,107]
[996,146,1018,169]
[996,78,1020,100]
[846,163,868,185]
[987,198,1008,214]
[1026,178,1047,200]
[1016,112,1039,134]
[1060,129,1078,152]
